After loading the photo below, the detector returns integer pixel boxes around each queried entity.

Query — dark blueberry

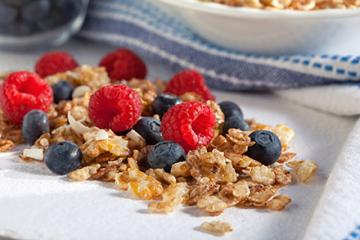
[219,101,243,120]
[246,130,281,166]
[0,3,18,25]
[4,0,32,7]
[22,110,50,145]
[44,141,82,175]
[55,0,82,20]
[152,93,181,118]
[52,80,74,103]
[223,115,250,134]
[133,117,163,145]
[7,22,35,36]
[36,9,65,30]
[21,0,51,23]
[147,141,185,172]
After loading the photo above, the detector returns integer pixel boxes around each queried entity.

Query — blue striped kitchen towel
[79,0,360,115]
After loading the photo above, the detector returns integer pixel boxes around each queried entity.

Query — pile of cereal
[0,49,317,236]
[200,0,360,10]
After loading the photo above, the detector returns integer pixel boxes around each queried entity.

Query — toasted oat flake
[148,182,188,213]
[187,177,220,205]
[0,139,15,152]
[22,148,44,161]
[266,195,292,210]
[218,181,250,206]
[170,161,191,177]
[248,184,278,204]
[115,168,163,200]
[200,221,233,236]
[288,160,318,183]
[249,166,276,185]
[272,124,295,149]
[197,196,228,216]
[68,164,101,181]
[278,152,296,163]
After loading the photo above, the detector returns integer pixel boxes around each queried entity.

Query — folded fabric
[79,0,360,115]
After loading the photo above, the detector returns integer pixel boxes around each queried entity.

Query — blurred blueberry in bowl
[0,0,89,51]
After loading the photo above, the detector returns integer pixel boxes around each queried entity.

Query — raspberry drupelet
[35,51,78,78]
[0,71,53,125]
[161,101,216,152]
[88,84,142,132]
[165,69,215,101]
[99,48,147,82]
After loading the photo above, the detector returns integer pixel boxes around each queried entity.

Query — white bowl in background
[152,0,360,55]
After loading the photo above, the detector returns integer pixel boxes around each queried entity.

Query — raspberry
[99,48,147,82]
[0,71,53,125]
[88,85,142,132]
[164,70,215,101]
[161,102,216,152]
[35,51,78,78]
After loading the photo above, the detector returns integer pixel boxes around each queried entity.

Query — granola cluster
[200,0,360,10]
[0,65,318,237]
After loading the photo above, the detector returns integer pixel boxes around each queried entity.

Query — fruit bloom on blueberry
[22,110,50,145]
[223,115,250,134]
[152,93,182,118]
[246,130,282,165]
[133,117,163,145]
[219,101,244,120]
[52,80,74,103]
[147,141,186,172]
[44,141,82,175]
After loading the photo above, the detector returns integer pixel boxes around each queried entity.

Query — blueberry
[223,115,250,134]
[133,117,163,145]
[246,130,281,166]
[55,0,82,20]
[21,0,51,23]
[152,93,181,118]
[22,110,50,145]
[0,3,17,25]
[44,141,82,175]
[147,141,185,172]
[52,80,74,103]
[219,101,243,120]
[7,22,35,36]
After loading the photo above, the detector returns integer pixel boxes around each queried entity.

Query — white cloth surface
[304,119,360,240]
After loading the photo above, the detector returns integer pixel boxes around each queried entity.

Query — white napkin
[304,119,360,240]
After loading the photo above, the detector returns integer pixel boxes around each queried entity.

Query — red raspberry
[161,102,216,152]
[99,48,147,82]
[35,51,78,78]
[165,70,215,101]
[88,85,142,132]
[0,71,53,125]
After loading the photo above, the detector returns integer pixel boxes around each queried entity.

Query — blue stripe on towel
[343,225,360,240]
[79,0,360,91]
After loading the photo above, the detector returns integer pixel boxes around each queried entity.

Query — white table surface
[0,40,357,240]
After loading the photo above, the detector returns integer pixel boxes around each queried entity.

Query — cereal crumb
[266,195,292,211]
[200,221,233,236]
[288,160,318,183]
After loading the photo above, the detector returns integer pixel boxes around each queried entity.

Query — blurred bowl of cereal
[152,0,360,55]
